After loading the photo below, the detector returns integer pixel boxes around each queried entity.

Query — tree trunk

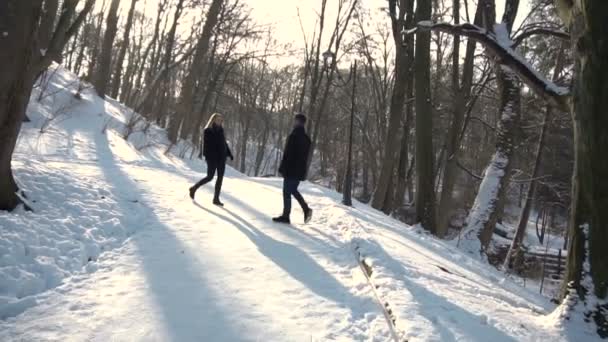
[87,3,107,80]
[559,1,608,336]
[38,0,59,51]
[436,2,482,237]
[393,110,411,210]
[342,62,357,206]
[136,0,185,113]
[239,115,251,174]
[372,0,412,213]
[414,0,436,233]
[0,1,43,211]
[111,0,138,99]
[504,47,565,270]
[254,123,269,176]
[36,0,95,77]
[461,0,521,256]
[175,0,223,143]
[463,65,520,255]
[94,0,121,98]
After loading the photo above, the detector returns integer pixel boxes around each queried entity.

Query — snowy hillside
[0,66,597,341]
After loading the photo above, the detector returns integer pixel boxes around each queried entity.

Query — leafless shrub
[122,109,144,140]
[39,95,80,134]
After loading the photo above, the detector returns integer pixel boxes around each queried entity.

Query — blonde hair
[205,113,223,129]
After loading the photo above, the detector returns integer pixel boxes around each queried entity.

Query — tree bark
[38,0,59,51]
[0,1,43,211]
[37,0,96,76]
[559,1,608,336]
[94,0,121,98]
[111,0,138,99]
[342,62,357,206]
[414,0,437,233]
[461,0,521,256]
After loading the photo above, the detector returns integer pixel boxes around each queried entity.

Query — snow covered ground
[0,66,599,341]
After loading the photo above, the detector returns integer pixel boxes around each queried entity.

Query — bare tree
[1,0,94,211]
[504,46,566,270]
[371,0,414,213]
[94,0,121,97]
[413,0,437,233]
[436,0,483,237]
[168,0,224,143]
[110,0,138,98]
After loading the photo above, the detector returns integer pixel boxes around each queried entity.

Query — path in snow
[2,103,389,341]
[1,66,588,341]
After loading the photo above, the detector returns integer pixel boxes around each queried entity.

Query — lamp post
[342,60,357,206]
[322,50,335,69]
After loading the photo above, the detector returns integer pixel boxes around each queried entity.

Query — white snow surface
[0,65,598,341]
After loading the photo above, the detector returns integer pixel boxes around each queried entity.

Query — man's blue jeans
[283,178,309,217]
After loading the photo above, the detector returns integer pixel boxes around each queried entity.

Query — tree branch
[412,22,571,112]
[455,158,483,181]
[512,28,570,48]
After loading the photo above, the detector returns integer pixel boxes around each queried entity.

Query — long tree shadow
[91,126,241,341]
[362,238,520,342]
[345,206,553,312]
[192,201,376,318]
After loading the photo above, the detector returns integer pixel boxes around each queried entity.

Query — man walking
[273,114,313,224]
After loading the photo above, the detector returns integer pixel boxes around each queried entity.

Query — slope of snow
[0,65,599,341]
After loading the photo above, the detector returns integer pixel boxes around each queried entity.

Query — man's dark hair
[294,113,307,124]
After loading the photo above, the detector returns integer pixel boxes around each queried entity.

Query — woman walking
[189,113,234,206]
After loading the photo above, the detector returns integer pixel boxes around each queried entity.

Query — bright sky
[99,0,533,66]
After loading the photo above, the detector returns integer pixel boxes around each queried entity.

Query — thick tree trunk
[0,1,43,211]
[461,0,521,256]
[111,0,138,99]
[463,66,520,255]
[94,0,121,98]
[36,0,95,77]
[38,0,59,51]
[559,1,608,336]
[413,0,436,233]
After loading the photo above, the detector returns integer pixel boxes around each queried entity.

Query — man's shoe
[189,186,197,199]
[213,199,224,207]
[304,208,313,223]
[272,216,290,224]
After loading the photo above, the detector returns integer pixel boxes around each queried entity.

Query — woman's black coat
[203,125,233,163]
